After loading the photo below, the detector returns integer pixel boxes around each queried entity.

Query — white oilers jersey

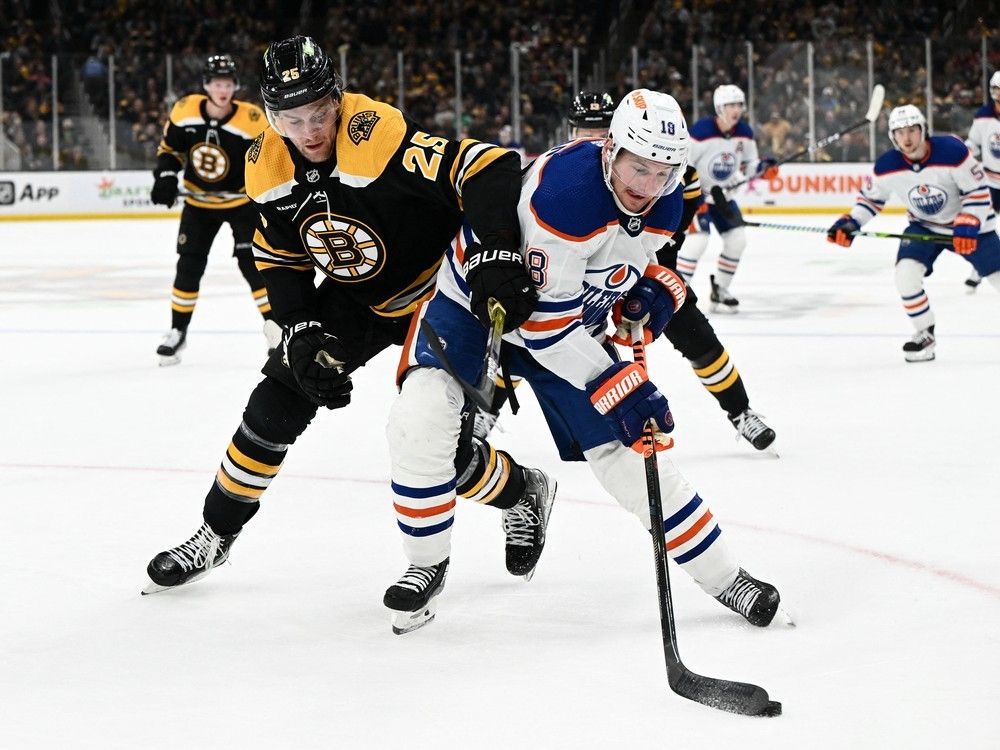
[966,104,1000,189]
[849,135,996,235]
[435,139,683,390]
[688,117,759,203]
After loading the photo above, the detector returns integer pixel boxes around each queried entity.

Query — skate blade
[904,352,935,363]
[389,601,439,635]
[775,605,796,627]
[139,568,211,595]
[158,354,183,367]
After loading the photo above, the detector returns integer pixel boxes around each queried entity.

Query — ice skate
[384,558,449,635]
[902,326,935,362]
[709,274,739,313]
[503,468,557,581]
[964,271,981,293]
[263,319,282,356]
[142,522,239,594]
[157,328,187,366]
[730,408,777,452]
[715,568,781,627]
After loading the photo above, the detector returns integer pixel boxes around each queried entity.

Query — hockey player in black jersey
[151,54,275,365]
[143,37,549,608]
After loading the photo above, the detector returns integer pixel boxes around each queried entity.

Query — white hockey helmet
[713,84,745,116]
[887,104,927,149]
[990,71,1000,102]
[602,89,688,210]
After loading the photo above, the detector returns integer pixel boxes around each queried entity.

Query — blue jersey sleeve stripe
[535,296,584,312]
[522,321,583,349]
[855,202,878,218]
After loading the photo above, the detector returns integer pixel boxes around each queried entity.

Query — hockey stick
[420,298,506,412]
[631,324,781,718]
[720,84,885,194]
[706,200,953,245]
[178,189,247,201]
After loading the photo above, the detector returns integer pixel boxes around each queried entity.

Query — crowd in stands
[1,1,997,171]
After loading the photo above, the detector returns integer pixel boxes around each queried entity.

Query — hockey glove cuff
[463,243,538,332]
[757,157,779,180]
[827,214,859,247]
[586,361,674,453]
[283,321,353,409]
[952,213,980,255]
[610,265,687,346]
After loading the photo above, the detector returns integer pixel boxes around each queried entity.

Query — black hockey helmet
[203,54,238,86]
[260,35,342,112]
[569,91,615,129]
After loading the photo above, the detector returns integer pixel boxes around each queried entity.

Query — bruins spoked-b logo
[189,142,229,182]
[299,212,386,282]
[347,110,380,145]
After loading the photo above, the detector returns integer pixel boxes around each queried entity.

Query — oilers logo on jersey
[908,184,947,215]
[298,212,386,282]
[581,263,641,327]
[189,142,230,182]
[710,152,737,181]
[988,132,1000,160]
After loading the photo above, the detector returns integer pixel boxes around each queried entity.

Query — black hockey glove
[463,244,537,333]
[282,321,353,409]
[151,172,179,208]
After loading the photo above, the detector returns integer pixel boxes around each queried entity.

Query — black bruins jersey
[246,92,518,324]
[156,94,267,210]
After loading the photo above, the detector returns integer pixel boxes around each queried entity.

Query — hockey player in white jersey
[384,89,782,634]
[963,71,1000,292]
[676,84,778,311]
[828,104,1000,361]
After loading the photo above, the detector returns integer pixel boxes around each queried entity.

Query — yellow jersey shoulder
[169,94,206,125]
[336,93,408,182]
[230,100,268,139]
[245,126,295,202]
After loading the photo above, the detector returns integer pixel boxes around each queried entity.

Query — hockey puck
[758,700,782,717]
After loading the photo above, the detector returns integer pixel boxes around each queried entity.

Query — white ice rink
[1,214,998,749]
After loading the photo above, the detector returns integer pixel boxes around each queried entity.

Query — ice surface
[1,216,998,748]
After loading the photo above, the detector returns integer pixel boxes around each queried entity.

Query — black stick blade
[670,667,781,717]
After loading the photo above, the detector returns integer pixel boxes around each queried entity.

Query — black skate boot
[384,558,450,635]
[902,325,935,363]
[503,468,557,580]
[730,408,777,451]
[142,522,239,594]
[157,328,187,366]
[715,568,780,627]
[709,274,739,312]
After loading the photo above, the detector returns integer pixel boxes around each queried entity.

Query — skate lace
[166,524,221,572]
[396,565,438,593]
[719,574,761,616]
[733,409,769,443]
[472,410,499,441]
[160,329,183,348]
[503,498,539,548]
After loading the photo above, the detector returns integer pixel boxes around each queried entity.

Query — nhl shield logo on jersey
[907,183,947,215]
[189,142,229,182]
[348,110,380,145]
[710,152,736,181]
[299,212,386,282]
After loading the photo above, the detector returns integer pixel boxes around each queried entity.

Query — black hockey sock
[456,438,526,510]
[690,345,750,419]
